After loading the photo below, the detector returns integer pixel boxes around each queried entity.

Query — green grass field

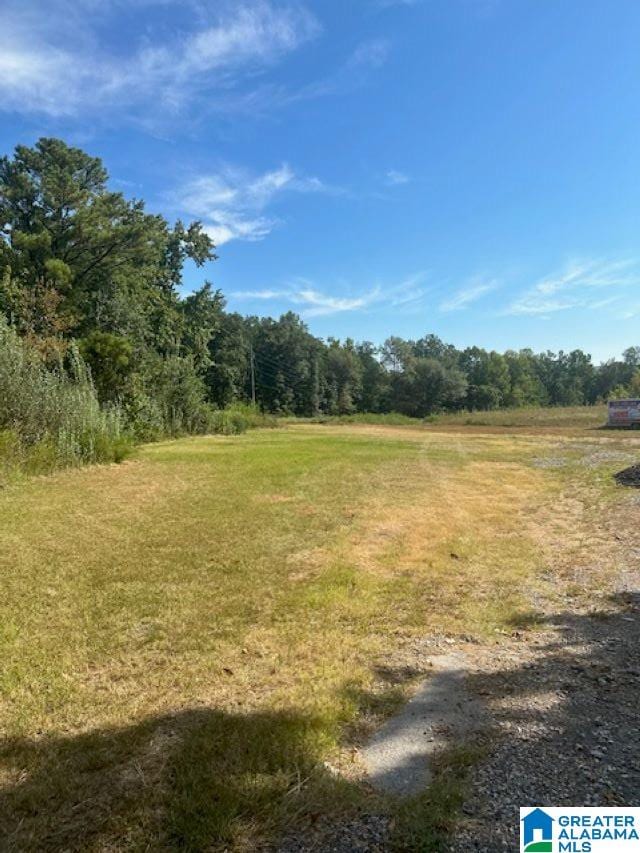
[429,404,607,429]
[309,404,608,431]
[0,420,635,850]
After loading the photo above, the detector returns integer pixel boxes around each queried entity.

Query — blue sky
[1,0,639,361]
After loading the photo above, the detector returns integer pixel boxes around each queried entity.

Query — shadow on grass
[0,707,357,852]
[506,610,548,630]
[4,594,640,852]
[391,742,487,853]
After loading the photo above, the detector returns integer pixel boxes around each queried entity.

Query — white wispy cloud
[268,37,390,107]
[231,289,289,300]
[385,169,410,186]
[0,2,390,124]
[0,1,320,117]
[620,302,640,319]
[506,258,640,317]
[176,163,338,245]
[145,34,391,123]
[293,287,380,317]
[228,271,428,318]
[229,281,380,317]
[387,272,429,306]
[348,39,390,70]
[440,278,499,312]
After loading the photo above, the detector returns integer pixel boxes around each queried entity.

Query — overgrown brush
[0,317,132,479]
[0,318,282,480]
[313,411,425,427]
[428,404,607,428]
[209,403,278,435]
[121,360,278,440]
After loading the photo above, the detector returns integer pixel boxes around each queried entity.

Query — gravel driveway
[280,462,640,852]
[448,591,640,850]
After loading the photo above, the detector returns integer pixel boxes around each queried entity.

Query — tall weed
[0,317,132,478]
[207,403,276,436]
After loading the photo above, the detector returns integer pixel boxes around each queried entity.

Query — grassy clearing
[307,405,609,433]
[310,412,423,427]
[429,404,607,429]
[0,423,635,850]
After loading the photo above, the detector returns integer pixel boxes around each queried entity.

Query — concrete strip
[362,653,484,797]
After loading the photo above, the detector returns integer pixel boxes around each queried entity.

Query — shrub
[0,318,275,482]
[313,412,423,427]
[224,402,278,430]
[0,429,21,482]
[207,404,278,436]
[79,331,133,402]
[210,408,249,435]
[0,316,132,474]
[143,355,215,437]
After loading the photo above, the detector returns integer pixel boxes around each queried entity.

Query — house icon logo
[521,808,554,852]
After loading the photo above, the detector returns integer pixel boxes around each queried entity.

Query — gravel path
[279,463,640,852]
[448,592,640,850]
[447,477,640,850]
[280,589,640,852]
[362,653,484,797]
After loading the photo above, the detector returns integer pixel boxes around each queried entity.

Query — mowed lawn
[0,424,623,850]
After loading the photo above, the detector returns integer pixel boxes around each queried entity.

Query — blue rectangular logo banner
[520,807,640,852]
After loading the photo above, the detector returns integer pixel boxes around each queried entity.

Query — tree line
[205,318,640,418]
[1,138,639,444]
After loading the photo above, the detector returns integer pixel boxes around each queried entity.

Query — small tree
[80,331,133,402]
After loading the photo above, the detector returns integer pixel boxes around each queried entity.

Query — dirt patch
[614,463,640,487]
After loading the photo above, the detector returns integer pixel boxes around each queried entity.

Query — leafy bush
[225,403,278,429]
[210,408,249,435]
[79,331,133,402]
[0,317,132,477]
[122,387,166,442]
[142,355,216,437]
[205,404,277,436]
[0,318,279,483]
[0,429,21,480]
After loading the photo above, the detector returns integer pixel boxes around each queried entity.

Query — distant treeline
[1,138,639,448]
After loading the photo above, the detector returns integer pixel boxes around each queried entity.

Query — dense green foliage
[0,316,130,477]
[1,137,639,449]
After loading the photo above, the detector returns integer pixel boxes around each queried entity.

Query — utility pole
[312,353,320,416]
[249,342,256,405]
